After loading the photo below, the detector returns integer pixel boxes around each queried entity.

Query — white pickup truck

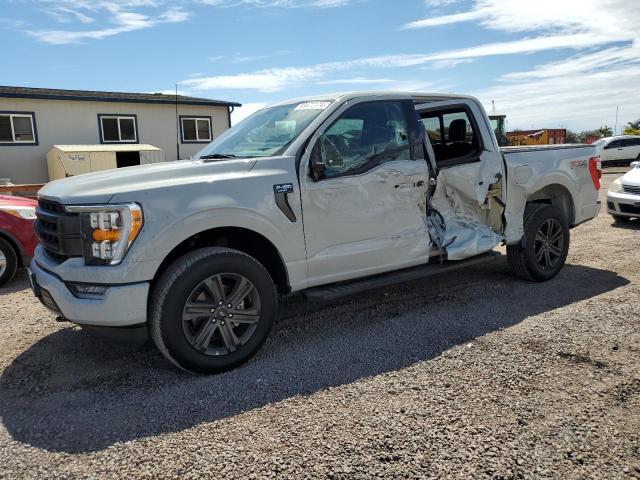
[30,92,601,373]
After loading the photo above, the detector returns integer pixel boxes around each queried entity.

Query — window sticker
[294,101,332,111]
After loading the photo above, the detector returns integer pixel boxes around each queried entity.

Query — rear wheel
[0,238,18,287]
[507,204,570,282]
[150,247,277,374]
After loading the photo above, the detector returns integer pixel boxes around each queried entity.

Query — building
[0,86,241,184]
[506,129,566,146]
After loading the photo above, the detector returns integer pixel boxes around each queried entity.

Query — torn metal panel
[427,166,504,261]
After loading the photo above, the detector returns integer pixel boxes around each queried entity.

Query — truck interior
[421,108,481,167]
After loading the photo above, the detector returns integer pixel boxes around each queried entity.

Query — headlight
[67,203,143,265]
[609,177,624,194]
[0,205,37,219]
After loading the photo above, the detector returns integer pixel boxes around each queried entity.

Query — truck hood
[38,158,258,204]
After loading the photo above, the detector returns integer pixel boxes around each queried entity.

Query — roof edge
[0,91,241,108]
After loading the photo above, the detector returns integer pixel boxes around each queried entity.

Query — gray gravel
[1,171,639,479]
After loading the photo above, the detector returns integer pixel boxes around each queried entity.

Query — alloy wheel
[533,218,564,271]
[181,273,261,356]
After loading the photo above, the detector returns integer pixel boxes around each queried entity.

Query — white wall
[0,97,231,183]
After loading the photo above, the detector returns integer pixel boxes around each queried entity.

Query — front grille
[623,184,640,195]
[35,200,83,263]
[619,203,640,214]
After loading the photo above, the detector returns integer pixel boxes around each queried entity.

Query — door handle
[395,180,425,188]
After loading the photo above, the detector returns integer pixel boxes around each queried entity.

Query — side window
[622,138,640,147]
[317,101,411,179]
[0,112,37,144]
[421,109,479,167]
[607,140,621,149]
[99,115,137,143]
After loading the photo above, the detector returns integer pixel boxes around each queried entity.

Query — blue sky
[2,0,639,132]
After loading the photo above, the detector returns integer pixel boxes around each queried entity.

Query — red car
[0,195,38,286]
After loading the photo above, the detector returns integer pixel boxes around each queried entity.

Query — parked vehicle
[592,135,640,167]
[0,195,38,286]
[29,92,602,373]
[607,160,640,221]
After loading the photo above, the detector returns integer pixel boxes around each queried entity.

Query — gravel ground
[0,171,639,479]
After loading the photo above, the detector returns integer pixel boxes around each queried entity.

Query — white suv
[593,135,640,167]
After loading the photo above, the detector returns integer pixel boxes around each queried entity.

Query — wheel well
[526,184,575,226]
[153,227,290,294]
[0,232,22,267]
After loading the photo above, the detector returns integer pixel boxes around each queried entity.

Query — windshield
[592,139,607,147]
[196,101,333,159]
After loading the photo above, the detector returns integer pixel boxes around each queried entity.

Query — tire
[0,238,18,287]
[507,204,570,282]
[150,247,277,374]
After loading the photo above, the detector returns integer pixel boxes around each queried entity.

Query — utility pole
[614,105,619,136]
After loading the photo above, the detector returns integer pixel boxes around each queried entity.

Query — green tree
[624,118,640,135]
[565,130,579,143]
[597,125,613,137]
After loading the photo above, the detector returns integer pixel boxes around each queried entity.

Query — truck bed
[501,144,592,154]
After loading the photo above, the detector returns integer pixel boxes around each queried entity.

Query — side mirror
[631,161,639,169]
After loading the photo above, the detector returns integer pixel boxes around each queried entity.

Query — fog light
[68,283,108,298]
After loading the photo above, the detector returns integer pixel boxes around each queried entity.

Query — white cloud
[197,0,361,8]
[231,102,268,125]
[183,66,326,92]
[315,77,395,85]
[401,0,640,131]
[26,2,189,44]
[181,32,627,93]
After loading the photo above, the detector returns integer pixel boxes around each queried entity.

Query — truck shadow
[0,260,629,453]
[610,218,640,230]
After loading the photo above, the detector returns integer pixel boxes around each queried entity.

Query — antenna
[175,83,181,160]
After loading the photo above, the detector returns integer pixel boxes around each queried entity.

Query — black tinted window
[318,101,411,179]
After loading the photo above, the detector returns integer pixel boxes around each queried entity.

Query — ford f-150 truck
[29,92,601,373]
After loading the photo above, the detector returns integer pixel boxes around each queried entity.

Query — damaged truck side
[30,92,602,373]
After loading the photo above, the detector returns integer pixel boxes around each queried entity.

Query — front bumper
[607,191,640,218]
[29,259,150,327]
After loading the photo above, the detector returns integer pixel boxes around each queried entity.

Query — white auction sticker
[294,101,332,111]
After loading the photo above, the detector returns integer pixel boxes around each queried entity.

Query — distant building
[507,128,566,146]
[0,86,240,184]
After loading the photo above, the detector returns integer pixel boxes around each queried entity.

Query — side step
[303,251,501,303]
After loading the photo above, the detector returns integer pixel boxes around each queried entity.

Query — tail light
[589,156,601,190]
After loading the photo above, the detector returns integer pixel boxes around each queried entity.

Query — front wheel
[507,204,570,282]
[150,247,277,374]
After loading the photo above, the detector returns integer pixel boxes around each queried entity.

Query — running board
[303,251,501,303]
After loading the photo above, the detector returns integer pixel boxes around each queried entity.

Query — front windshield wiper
[199,153,238,160]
